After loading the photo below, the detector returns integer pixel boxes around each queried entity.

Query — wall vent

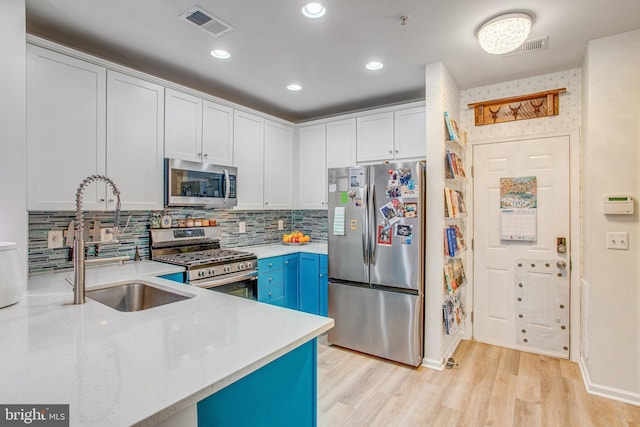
[504,36,549,56]
[180,6,234,37]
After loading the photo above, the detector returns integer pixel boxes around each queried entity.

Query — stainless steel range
[150,227,258,299]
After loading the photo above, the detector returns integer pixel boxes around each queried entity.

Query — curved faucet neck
[73,175,121,304]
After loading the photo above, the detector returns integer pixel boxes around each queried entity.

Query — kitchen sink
[87,280,194,312]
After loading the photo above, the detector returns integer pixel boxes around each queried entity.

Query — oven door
[191,270,258,300]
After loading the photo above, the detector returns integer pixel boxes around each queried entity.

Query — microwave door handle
[224,169,230,204]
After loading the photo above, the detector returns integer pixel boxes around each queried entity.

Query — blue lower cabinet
[319,255,328,317]
[198,339,318,427]
[258,253,328,316]
[299,253,321,316]
[284,254,300,310]
[158,272,184,283]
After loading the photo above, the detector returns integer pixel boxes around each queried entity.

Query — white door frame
[468,129,581,362]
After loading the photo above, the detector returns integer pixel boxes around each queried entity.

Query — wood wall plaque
[467,88,566,126]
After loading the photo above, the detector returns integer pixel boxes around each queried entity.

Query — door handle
[557,261,567,269]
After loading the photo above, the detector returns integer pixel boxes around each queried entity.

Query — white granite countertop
[239,242,327,259]
[0,260,333,426]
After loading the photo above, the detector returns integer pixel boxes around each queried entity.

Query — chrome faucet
[73,175,121,304]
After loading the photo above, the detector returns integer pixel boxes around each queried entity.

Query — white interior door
[473,135,571,358]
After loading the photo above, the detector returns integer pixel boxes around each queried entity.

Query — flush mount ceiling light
[365,61,384,71]
[476,12,533,55]
[210,49,231,59]
[302,3,326,19]
[287,83,303,91]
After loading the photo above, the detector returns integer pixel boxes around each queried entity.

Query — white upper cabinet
[233,111,265,209]
[264,120,294,210]
[326,118,356,168]
[202,100,234,165]
[356,106,425,163]
[106,71,164,210]
[164,89,202,162]
[297,124,327,209]
[356,112,395,162]
[394,106,426,160]
[165,88,234,165]
[27,45,107,211]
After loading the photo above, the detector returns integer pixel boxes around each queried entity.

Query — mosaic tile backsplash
[28,209,328,274]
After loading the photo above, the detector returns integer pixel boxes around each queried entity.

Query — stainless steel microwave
[165,158,237,207]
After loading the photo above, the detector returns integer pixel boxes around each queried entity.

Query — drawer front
[259,269,284,287]
[258,281,285,302]
[258,256,284,272]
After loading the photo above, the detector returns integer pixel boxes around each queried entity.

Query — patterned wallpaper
[28,209,328,274]
[460,68,582,141]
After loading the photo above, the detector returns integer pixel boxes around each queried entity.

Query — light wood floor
[317,340,640,426]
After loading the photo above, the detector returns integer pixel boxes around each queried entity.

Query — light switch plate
[100,227,115,242]
[606,232,629,250]
[47,230,64,249]
[239,222,246,233]
[278,220,284,230]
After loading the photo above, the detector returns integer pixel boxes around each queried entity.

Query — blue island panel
[197,339,317,427]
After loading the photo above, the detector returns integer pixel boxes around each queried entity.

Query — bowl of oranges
[282,230,311,245]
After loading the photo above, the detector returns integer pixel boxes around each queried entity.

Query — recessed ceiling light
[476,12,533,55]
[302,3,326,19]
[210,49,231,59]
[287,84,303,91]
[366,61,384,71]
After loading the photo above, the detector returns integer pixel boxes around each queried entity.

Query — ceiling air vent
[180,6,234,37]
[504,36,549,56]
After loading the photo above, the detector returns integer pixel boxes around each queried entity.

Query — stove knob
[224,265,232,273]
[198,270,206,278]
[209,267,216,275]
[238,263,245,271]
[247,261,253,269]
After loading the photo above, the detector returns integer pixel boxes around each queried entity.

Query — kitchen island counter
[0,261,333,426]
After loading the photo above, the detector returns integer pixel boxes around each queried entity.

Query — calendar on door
[500,208,537,241]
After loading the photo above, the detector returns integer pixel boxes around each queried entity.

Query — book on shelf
[444,111,456,141]
[451,257,466,286]
[443,299,456,335]
[452,225,466,251]
[446,227,457,257]
[444,188,466,218]
[443,262,458,295]
[444,225,465,256]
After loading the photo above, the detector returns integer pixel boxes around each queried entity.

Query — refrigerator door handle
[370,182,378,264]
[362,184,369,264]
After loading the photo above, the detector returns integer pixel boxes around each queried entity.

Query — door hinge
[470,164,474,178]
[471,238,474,251]
[470,311,473,323]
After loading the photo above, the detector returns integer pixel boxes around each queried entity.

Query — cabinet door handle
[285,261,288,265]
[269,292,272,297]
[319,274,323,278]
[268,263,273,267]
[389,150,393,154]
[100,198,105,202]
[269,277,273,282]
[395,149,399,153]
[203,153,208,158]
[108,198,114,203]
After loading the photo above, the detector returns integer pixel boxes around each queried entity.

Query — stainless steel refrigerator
[327,161,425,367]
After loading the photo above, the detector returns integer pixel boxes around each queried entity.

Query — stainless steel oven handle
[191,270,258,289]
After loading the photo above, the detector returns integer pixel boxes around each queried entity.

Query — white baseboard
[422,357,444,371]
[579,357,640,406]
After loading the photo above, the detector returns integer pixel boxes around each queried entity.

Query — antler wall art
[467,88,566,126]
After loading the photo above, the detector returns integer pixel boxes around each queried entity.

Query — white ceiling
[25,0,640,122]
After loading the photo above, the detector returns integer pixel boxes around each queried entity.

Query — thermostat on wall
[603,195,635,214]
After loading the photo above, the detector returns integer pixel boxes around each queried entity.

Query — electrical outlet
[47,230,64,249]
[239,221,246,233]
[606,231,629,250]
[278,220,284,230]
[100,227,115,242]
